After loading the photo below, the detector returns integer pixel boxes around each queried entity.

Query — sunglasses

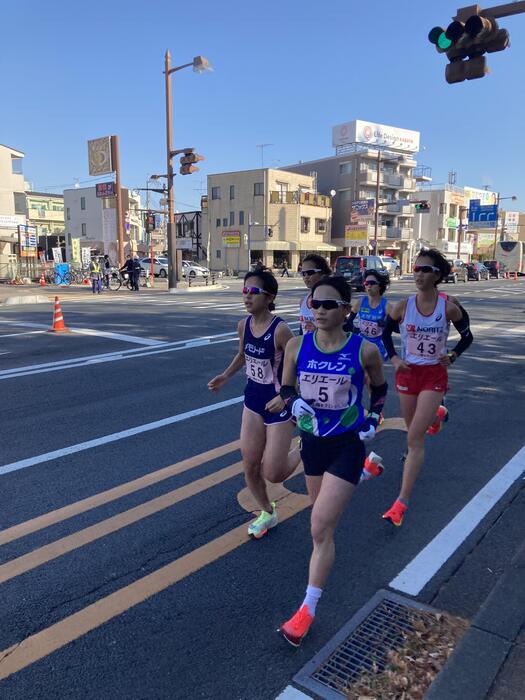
[413,265,440,273]
[242,286,269,295]
[300,269,322,277]
[364,280,379,286]
[311,299,347,310]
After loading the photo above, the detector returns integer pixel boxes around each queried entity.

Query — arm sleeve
[450,313,473,358]
[280,385,299,405]
[368,382,388,415]
[343,311,358,334]
[382,315,399,359]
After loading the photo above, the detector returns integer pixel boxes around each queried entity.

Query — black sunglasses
[413,265,440,273]
[311,299,347,310]
[364,280,379,286]
[300,269,322,277]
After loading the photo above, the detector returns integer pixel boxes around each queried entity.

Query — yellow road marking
[0,491,310,681]
[0,440,240,547]
[0,460,244,585]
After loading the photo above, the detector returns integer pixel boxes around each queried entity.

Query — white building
[0,144,26,276]
[64,186,143,263]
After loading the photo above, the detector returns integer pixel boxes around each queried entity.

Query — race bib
[299,372,353,410]
[359,319,380,338]
[406,332,443,359]
[245,355,274,384]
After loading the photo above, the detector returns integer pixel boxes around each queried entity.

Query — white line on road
[0,320,164,346]
[0,330,47,338]
[390,444,525,596]
[0,396,244,477]
[275,687,312,699]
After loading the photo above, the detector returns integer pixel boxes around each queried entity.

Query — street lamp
[164,52,212,292]
[247,213,260,271]
[493,194,517,257]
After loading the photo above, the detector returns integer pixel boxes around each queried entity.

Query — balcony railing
[385,226,412,240]
[269,191,331,207]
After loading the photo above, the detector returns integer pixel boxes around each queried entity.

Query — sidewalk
[425,537,525,700]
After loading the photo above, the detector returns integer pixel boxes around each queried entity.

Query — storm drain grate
[294,590,442,700]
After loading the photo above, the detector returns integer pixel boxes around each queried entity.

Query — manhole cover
[294,590,457,700]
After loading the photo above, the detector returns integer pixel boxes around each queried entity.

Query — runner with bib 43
[382,249,473,527]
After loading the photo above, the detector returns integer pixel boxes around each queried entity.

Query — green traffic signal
[428,26,452,50]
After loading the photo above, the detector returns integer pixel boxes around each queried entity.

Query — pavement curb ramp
[424,537,525,700]
[1,295,52,306]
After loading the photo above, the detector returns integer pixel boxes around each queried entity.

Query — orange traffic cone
[49,296,69,333]
[39,272,46,286]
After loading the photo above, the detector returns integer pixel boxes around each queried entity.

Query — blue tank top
[355,296,388,358]
[244,315,284,400]
[296,331,365,437]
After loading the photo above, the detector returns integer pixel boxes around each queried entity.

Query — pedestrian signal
[179,149,205,175]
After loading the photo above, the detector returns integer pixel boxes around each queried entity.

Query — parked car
[466,262,490,281]
[334,255,387,291]
[182,260,210,278]
[380,256,401,277]
[140,257,168,278]
[445,259,468,284]
[483,260,504,278]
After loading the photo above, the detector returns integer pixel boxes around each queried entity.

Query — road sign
[18,225,37,258]
[468,202,497,227]
[96,182,116,198]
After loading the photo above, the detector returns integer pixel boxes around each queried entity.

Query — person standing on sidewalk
[131,254,142,291]
[89,258,102,294]
[208,270,301,539]
[277,275,387,646]
[120,254,133,290]
[280,260,290,277]
[102,254,111,290]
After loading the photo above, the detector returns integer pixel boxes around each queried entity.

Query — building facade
[282,120,425,270]
[206,168,335,272]
[26,191,65,260]
[0,144,26,276]
[64,186,143,263]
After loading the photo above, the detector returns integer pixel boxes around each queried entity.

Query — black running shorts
[300,430,365,485]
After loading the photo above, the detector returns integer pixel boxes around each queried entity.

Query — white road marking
[275,687,312,699]
[390,444,525,596]
[0,320,163,346]
[0,330,47,338]
[0,396,244,477]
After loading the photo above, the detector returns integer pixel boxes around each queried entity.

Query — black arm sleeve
[382,315,399,359]
[451,314,473,358]
[280,385,299,405]
[368,382,388,415]
[343,311,358,334]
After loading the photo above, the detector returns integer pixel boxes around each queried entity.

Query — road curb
[424,538,525,699]
[1,295,52,306]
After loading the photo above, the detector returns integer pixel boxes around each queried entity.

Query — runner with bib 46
[381,249,473,527]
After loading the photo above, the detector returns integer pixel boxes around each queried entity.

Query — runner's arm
[343,299,361,333]
[279,336,302,402]
[208,320,245,391]
[361,342,388,419]
[444,301,473,363]
[275,321,295,354]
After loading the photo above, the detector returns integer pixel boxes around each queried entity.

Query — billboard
[344,225,368,246]
[332,120,420,152]
[464,186,497,206]
[222,230,241,248]
[18,225,38,257]
[351,199,375,223]
[88,136,113,176]
[505,211,519,235]
[96,182,116,198]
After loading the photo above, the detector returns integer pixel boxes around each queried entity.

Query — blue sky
[2,0,524,213]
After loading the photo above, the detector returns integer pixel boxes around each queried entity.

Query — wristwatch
[447,351,457,364]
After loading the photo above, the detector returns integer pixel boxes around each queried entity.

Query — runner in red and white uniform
[381,249,473,526]
[298,254,332,334]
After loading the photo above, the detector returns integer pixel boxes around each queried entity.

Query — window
[13,193,26,214]
[300,217,310,233]
[276,182,289,203]
[449,204,457,217]
[439,202,447,215]
[216,250,221,259]
[254,182,264,196]
[239,211,245,225]
[315,219,327,233]
[339,162,352,175]
[339,189,351,201]
[229,211,235,225]
[80,196,86,210]
[222,218,228,226]
[211,186,221,200]
[81,223,87,236]
[216,218,221,228]
[11,157,23,174]
[66,207,70,221]
[229,185,235,200]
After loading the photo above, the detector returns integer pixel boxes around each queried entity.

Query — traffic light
[179,149,205,175]
[428,10,510,84]
[414,201,431,213]
[144,211,155,232]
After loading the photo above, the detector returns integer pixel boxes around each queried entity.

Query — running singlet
[355,297,388,358]
[299,293,316,334]
[244,315,284,402]
[296,331,365,437]
[399,294,449,366]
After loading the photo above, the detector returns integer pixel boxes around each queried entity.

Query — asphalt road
[0,276,524,699]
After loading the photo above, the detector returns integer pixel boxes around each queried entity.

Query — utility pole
[111,136,125,266]
[256,144,273,169]
[165,50,178,291]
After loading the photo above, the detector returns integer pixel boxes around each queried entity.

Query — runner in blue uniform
[276,276,387,646]
[347,268,391,359]
[208,270,300,539]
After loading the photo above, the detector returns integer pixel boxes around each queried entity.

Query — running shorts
[300,430,365,485]
[244,387,292,426]
[395,363,448,395]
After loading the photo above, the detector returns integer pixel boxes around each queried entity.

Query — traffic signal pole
[165,50,178,292]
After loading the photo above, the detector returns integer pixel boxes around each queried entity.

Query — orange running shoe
[426,405,448,435]
[382,499,408,527]
[361,451,384,481]
[278,605,314,647]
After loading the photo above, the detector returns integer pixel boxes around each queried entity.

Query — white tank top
[299,293,316,334]
[400,294,449,366]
